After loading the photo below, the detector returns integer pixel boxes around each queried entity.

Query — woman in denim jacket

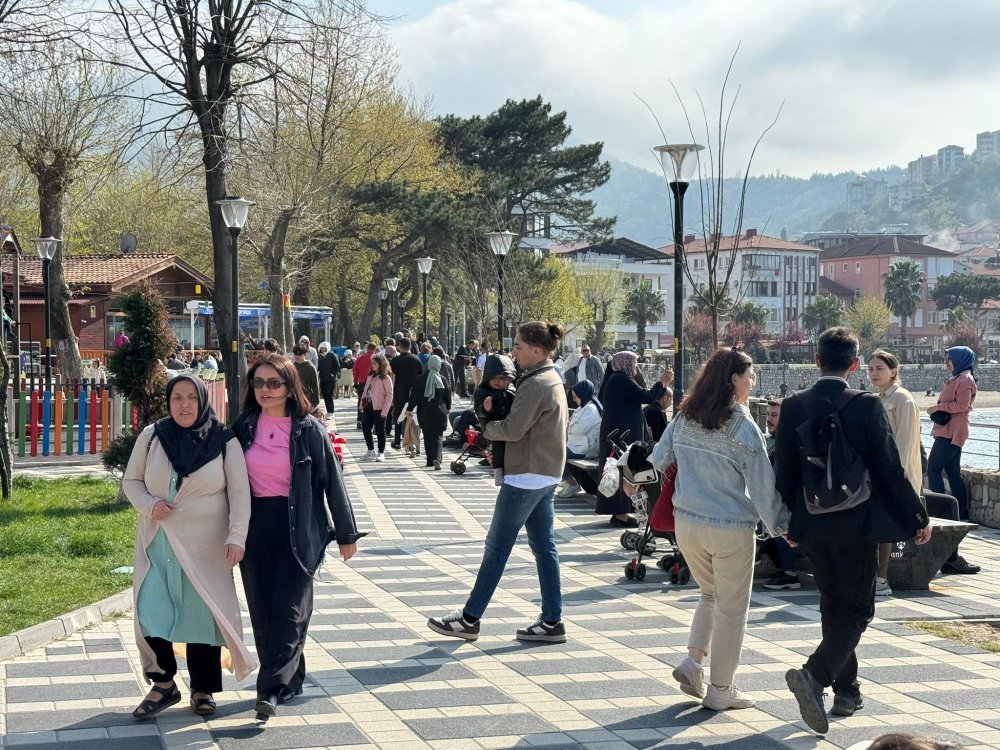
[647,347,788,712]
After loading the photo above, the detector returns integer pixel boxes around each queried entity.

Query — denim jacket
[649,404,788,535]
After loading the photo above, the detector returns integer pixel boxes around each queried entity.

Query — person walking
[644,347,788,711]
[317,341,341,415]
[389,338,423,449]
[352,343,376,428]
[292,344,321,414]
[926,346,977,521]
[427,322,568,642]
[123,375,256,718]
[359,354,393,462]
[408,354,452,470]
[233,355,364,720]
[775,328,931,735]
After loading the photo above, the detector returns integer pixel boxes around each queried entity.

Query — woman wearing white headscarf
[409,354,452,470]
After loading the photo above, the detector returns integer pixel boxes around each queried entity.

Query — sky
[369,0,1000,178]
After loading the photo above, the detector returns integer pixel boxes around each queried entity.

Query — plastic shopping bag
[598,455,620,497]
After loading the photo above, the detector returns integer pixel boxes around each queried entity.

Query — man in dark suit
[774,327,931,735]
[389,338,424,449]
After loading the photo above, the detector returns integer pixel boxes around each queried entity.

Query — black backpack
[795,390,871,515]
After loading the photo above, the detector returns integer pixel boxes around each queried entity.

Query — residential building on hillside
[679,229,819,335]
[888,182,924,211]
[846,177,887,212]
[953,221,1000,252]
[819,235,965,356]
[956,245,1000,275]
[548,237,673,350]
[937,145,966,174]
[908,154,938,184]
[800,231,926,250]
[977,129,1000,156]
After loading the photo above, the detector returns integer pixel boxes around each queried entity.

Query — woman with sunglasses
[233,355,365,720]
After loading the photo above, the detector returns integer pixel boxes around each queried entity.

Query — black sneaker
[785,667,829,734]
[763,572,802,590]
[427,611,480,640]
[830,691,864,717]
[516,615,567,643]
[941,556,981,575]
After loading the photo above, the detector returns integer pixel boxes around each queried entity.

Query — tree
[722,322,766,352]
[945,319,985,357]
[773,322,806,361]
[575,263,624,349]
[844,296,891,351]
[683,310,714,362]
[930,273,1000,337]
[801,295,844,336]
[622,280,666,349]
[883,259,924,359]
[729,300,768,328]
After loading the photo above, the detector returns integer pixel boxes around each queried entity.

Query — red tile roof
[10,254,212,289]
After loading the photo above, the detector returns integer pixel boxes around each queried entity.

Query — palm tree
[883,260,924,360]
[623,280,666,349]
[729,301,769,328]
[801,295,844,336]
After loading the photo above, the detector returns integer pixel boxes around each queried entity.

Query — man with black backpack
[774,327,931,735]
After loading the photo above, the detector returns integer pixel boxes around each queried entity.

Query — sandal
[190,692,216,716]
[133,682,181,719]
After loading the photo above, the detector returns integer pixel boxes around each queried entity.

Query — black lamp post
[417,256,434,343]
[397,295,407,332]
[378,289,388,339]
[214,196,253,422]
[32,237,60,391]
[654,144,703,414]
[487,230,516,349]
[385,277,399,335]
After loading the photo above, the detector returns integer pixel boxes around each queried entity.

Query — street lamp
[378,289,388,338]
[185,300,201,357]
[397,294,407,332]
[32,237,60,391]
[214,196,253,422]
[416,256,434,343]
[487,230,516,349]
[654,143,703,413]
[385,277,399,335]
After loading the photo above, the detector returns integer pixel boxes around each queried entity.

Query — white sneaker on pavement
[361,449,376,461]
[672,656,705,699]
[557,483,583,498]
[702,684,755,710]
[375,453,386,462]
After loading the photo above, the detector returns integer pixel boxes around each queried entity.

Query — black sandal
[133,682,181,719]
[190,692,216,716]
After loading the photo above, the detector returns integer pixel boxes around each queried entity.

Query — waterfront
[921,406,1000,470]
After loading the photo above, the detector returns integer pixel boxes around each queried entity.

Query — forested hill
[591,156,906,246]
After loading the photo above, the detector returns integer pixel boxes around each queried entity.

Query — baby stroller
[449,425,487,474]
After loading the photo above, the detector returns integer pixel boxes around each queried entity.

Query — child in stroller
[474,354,516,486]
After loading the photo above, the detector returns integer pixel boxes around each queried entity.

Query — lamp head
[32,236,61,261]
[378,289,388,300]
[487,230,516,257]
[385,277,400,292]
[214,196,254,231]
[653,144,704,184]
[416,256,435,274]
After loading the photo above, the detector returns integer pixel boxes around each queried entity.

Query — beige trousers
[675,519,756,689]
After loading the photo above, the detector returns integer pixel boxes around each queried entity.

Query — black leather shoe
[278,685,303,704]
[254,694,278,719]
[941,556,981,574]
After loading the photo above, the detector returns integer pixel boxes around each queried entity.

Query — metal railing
[920,415,1000,470]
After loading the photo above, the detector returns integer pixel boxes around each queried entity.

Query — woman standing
[926,346,977,520]
[646,347,787,711]
[596,351,673,526]
[124,375,255,718]
[409,354,452,470]
[557,379,604,498]
[233,355,364,720]
[359,354,393,462]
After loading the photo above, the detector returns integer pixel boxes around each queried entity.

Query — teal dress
[137,471,225,646]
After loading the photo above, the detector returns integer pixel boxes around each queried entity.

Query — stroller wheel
[635,563,647,581]
[639,540,656,555]
[657,555,675,571]
[624,561,636,580]
[678,567,691,585]
[619,531,631,548]
[454,462,466,475]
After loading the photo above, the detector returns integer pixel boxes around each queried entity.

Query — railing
[919,416,1000,470]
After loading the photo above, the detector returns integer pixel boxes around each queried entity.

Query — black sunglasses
[252,377,286,391]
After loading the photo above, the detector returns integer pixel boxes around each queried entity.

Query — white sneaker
[361,449,376,461]
[702,684,755,711]
[375,453,386,463]
[875,577,892,597]
[557,483,582,498]
[672,656,705,699]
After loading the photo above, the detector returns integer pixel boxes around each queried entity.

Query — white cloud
[382,0,1000,177]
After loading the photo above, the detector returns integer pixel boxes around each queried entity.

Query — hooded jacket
[474,354,517,424]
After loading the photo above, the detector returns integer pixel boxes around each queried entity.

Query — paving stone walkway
[2,396,1000,749]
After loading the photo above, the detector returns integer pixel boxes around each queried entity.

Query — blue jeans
[465,483,562,623]
[927,437,968,520]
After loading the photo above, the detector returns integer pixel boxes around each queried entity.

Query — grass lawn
[0,475,136,637]
[910,620,1000,654]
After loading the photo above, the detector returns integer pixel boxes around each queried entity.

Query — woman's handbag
[929,410,951,426]
[598,447,620,497]
[649,463,677,533]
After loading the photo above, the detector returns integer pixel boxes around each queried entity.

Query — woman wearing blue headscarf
[926,346,977,520]
[557,380,604,498]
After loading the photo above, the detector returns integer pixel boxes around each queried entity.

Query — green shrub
[102,431,138,476]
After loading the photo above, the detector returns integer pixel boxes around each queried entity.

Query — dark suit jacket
[774,378,929,545]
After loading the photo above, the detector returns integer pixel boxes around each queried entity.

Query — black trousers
[422,425,443,465]
[145,636,222,693]
[801,538,876,694]
[320,380,336,413]
[924,490,962,561]
[389,398,408,442]
[240,496,314,697]
[361,406,386,453]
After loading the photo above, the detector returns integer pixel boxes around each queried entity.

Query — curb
[0,589,133,660]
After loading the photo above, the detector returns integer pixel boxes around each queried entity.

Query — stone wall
[965,468,1000,529]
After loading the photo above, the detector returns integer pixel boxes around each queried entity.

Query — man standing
[317,342,341,415]
[293,344,321,413]
[454,340,472,398]
[299,336,319,367]
[570,345,603,388]
[774,328,931,735]
[389,338,423,449]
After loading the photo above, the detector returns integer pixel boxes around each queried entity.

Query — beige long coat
[124,425,257,681]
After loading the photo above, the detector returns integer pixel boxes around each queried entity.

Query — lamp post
[385,277,399,335]
[378,289,388,339]
[654,144,703,413]
[32,237,60,391]
[416,256,434,343]
[397,295,407,332]
[185,300,201,357]
[214,196,253,422]
[487,230,516,349]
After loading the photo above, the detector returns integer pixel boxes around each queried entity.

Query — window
[855,262,861,274]
[766,308,780,323]
[854,289,862,302]
[785,307,798,321]
[785,281,799,295]
[743,253,780,271]
[770,281,778,297]
[748,281,770,296]
[927,311,938,324]
[828,263,834,276]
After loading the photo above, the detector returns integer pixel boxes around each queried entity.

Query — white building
[679,229,820,335]
[937,144,966,175]
[549,237,674,350]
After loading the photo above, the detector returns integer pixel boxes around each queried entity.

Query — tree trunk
[337,287,355,345]
[265,212,294,352]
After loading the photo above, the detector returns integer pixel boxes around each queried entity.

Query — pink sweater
[930,371,976,447]
[360,375,393,416]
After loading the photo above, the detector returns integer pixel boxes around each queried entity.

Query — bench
[566,457,601,496]
[794,517,978,591]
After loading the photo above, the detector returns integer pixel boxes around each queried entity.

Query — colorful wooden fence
[9,376,227,458]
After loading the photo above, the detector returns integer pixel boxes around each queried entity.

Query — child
[474,354,516,485]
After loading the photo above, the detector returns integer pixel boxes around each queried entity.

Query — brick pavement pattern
[2,397,1000,749]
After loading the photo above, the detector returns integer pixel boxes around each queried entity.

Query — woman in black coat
[596,351,673,526]
[409,354,452,470]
